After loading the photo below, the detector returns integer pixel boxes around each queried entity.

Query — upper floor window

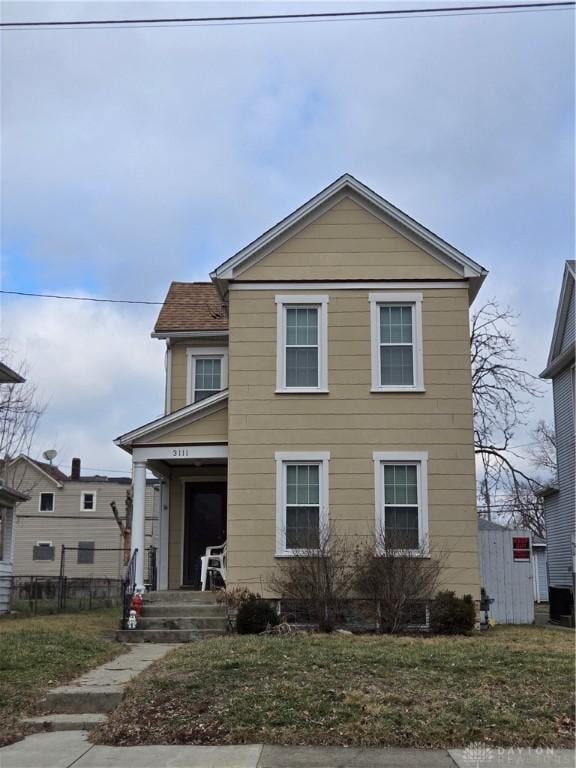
[275,296,329,393]
[373,451,429,554]
[369,293,424,392]
[81,491,96,512]
[187,347,228,404]
[39,492,54,512]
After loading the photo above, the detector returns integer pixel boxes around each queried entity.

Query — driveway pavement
[0,731,573,768]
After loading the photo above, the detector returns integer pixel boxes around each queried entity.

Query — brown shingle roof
[154,283,228,334]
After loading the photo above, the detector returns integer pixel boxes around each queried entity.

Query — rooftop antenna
[42,449,58,465]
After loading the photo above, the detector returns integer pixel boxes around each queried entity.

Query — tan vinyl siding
[137,405,228,446]
[226,286,480,598]
[238,199,458,282]
[170,339,228,413]
[9,462,159,578]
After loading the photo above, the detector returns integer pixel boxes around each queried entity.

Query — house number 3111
[172,448,189,457]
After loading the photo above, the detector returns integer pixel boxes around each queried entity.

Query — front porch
[114,391,230,593]
[133,445,228,592]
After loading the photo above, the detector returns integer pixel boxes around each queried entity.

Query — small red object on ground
[131,593,143,616]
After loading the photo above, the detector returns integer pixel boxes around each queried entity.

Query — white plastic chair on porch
[200,542,227,591]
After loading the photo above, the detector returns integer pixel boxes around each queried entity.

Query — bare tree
[471,300,543,513]
[110,489,133,564]
[269,523,356,632]
[0,344,45,490]
[528,420,557,481]
[353,529,444,634]
[487,479,546,538]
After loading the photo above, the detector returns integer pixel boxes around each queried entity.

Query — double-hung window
[275,452,330,555]
[276,296,328,392]
[369,293,424,391]
[39,492,54,512]
[373,452,429,553]
[187,347,228,404]
[81,492,96,512]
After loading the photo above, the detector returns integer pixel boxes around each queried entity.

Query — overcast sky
[1,0,574,477]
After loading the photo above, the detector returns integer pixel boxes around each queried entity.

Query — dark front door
[183,482,227,588]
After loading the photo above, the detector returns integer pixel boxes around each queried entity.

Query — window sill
[275,550,322,558]
[375,549,430,558]
[371,387,425,394]
[275,388,330,395]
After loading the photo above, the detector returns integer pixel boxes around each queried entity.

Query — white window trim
[369,292,424,392]
[186,346,228,405]
[36,540,53,547]
[373,451,429,556]
[38,492,55,513]
[275,295,329,393]
[275,451,330,556]
[80,491,97,512]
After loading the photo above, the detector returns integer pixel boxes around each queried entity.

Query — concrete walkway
[0,732,573,768]
[23,644,175,733]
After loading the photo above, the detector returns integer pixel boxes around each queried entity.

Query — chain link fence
[1,545,157,616]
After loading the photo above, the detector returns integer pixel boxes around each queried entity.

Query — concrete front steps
[116,589,228,643]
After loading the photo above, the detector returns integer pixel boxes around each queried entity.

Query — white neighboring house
[478,518,547,624]
[6,455,159,580]
[0,362,29,613]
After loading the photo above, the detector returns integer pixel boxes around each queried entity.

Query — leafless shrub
[353,528,445,634]
[269,523,356,633]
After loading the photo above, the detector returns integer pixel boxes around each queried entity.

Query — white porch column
[132,460,147,590]
[158,480,169,591]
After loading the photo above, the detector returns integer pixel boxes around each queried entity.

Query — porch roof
[114,390,228,451]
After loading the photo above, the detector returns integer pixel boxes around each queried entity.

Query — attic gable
[541,260,576,378]
[236,197,458,282]
[212,174,487,298]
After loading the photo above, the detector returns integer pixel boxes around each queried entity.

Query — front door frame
[181,479,227,588]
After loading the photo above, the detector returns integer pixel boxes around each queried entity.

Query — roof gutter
[151,330,229,340]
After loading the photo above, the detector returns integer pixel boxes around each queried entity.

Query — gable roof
[115,389,229,449]
[0,361,25,384]
[153,283,228,337]
[541,260,575,379]
[211,173,488,299]
[5,455,68,487]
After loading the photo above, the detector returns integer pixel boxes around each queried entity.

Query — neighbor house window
[81,492,96,512]
[77,541,95,564]
[39,492,54,512]
[276,296,328,392]
[373,452,429,553]
[275,451,330,555]
[187,347,228,404]
[369,293,424,391]
[513,537,530,562]
[33,541,54,561]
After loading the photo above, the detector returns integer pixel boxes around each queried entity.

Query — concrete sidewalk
[0,732,573,768]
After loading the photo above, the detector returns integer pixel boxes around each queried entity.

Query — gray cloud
[1,1,573,469]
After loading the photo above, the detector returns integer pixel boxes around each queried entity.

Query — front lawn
[96,626,574,749]
[0,609,125,746]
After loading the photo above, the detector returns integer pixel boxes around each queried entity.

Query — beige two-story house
[116,175,488,600]
[6,455,159,580]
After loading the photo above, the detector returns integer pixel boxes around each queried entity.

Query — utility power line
[0,2,573,29]
[0,289,162,305]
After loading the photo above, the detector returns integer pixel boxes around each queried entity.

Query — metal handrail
[122,548,138,630]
